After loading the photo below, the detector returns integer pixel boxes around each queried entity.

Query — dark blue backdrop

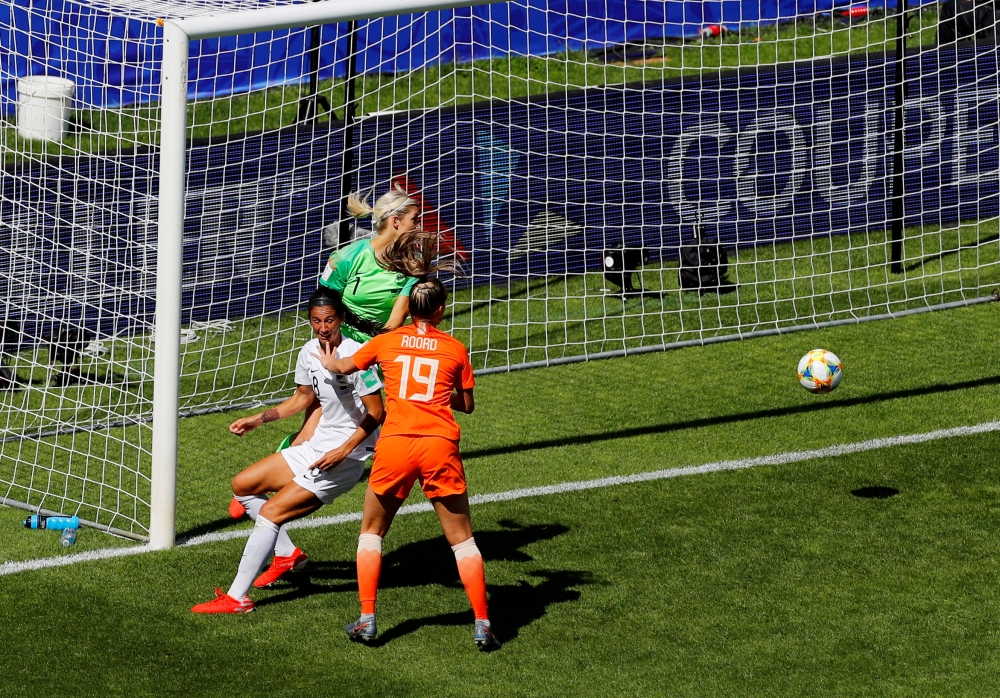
[0,0,939,113]
[0,45,997,338]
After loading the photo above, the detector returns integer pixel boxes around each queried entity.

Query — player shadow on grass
[463,373,1000,460]
[369,569,594,647]
[254,519,594,645]
[177,516,248,540]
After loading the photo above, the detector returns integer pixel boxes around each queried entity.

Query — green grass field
[1,218,996,536]
[1,299,1000,695]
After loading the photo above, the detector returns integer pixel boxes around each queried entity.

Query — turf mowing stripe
[2,419,999,578]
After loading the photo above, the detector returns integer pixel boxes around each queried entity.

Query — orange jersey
[352,322,475,440]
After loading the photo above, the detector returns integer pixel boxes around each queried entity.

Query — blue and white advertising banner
[0,45,998,336]
[0,0,940,112]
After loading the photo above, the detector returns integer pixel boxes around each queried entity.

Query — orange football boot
[253,548,309,588]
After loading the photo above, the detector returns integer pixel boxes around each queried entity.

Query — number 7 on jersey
[394,354,440,401]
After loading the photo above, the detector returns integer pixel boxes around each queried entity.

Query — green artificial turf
[2,217,995,445]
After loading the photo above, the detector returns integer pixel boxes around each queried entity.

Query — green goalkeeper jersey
[319,238,418,342]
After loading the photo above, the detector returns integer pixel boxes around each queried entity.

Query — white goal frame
[150,0,498,549]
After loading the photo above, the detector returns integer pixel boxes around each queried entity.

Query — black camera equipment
[602,245,661,299]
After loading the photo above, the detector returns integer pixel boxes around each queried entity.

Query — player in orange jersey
[314,277,500,651]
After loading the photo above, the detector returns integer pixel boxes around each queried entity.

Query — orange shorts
[369,435,467,500]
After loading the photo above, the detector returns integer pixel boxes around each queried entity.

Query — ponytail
[409,277,449,320]
[345,191,376,221]
[378,227,460,278]
[345,184,418,233]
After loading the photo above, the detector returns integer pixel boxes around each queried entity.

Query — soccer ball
[797,349,843,393]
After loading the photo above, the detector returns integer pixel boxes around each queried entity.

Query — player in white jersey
[192,287,384,614]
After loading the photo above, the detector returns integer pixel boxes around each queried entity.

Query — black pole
[338,20,361,247]
[890,0,907,274]
[297,3,330,123]
[306,25,321,105]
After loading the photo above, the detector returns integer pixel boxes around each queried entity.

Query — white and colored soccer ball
[797,349,843,393]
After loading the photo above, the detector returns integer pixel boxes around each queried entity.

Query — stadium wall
[0,45,997,336]
[0,0,940,112]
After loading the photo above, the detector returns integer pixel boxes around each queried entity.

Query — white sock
[235,494,297,558]
[228,515,280,599]
[235,494,265,520]
[357,533,383,555]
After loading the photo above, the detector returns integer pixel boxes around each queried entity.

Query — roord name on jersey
[399,335,438,351]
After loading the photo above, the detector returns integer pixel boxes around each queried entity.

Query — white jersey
[294,337,383,460]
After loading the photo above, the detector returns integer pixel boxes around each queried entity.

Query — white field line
[2,420,999,578]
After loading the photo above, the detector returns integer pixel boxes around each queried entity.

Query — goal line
[2,418,998,578]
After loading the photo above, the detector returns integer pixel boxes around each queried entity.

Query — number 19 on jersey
[393,355,439,402]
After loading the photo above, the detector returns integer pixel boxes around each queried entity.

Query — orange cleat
[191,588,254,614]
[228,497,246,519]
[253,548,309,588]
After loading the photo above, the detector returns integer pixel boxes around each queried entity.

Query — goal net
[0,0,997,542]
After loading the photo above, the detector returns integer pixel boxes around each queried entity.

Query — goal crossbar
[171,0,504,40]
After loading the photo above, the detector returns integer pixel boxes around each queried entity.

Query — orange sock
[357,534,382,615]
[452,537,488,621]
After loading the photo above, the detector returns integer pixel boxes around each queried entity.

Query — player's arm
[383,294,410,331]
[229,385,315,436]
[311,392,385,471]
[451,385,474,414]
[450,346,476,414]
[312,338,378,375]
[319,250,348,291]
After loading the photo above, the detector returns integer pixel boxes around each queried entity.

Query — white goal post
[151,0,503,548]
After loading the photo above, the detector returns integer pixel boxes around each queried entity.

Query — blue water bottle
[60,528,77,547]
[23,514,80,531]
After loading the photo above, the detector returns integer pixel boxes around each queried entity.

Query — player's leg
[420,436,500,651]
[231,452,296,496]
[193,458,365,614]
[431,493,500,651]
[192,483,324,614]
[229,452,300,564]
[345,486,405,642]
[346,436,415,642]
[229,483,322,597]
[229,401,322,519]
[252,450,365,589]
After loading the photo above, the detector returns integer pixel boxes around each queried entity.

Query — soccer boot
[191,588,254,614]
[228,497,246,519]
[345,615,377,643]
[253,548,309,588]
[473,621,501,652]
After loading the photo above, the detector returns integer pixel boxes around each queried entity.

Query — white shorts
[280,443,365,505]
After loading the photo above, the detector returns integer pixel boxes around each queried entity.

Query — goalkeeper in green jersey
[231,184,453,519]
[318,185,427,342]
[244,184,452,463]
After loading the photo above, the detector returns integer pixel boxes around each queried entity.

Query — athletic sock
[356,534,383,615]
[234,493,297,557]
[234,494,266,519]
[452,537,489,621]
[228,515,280,599]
